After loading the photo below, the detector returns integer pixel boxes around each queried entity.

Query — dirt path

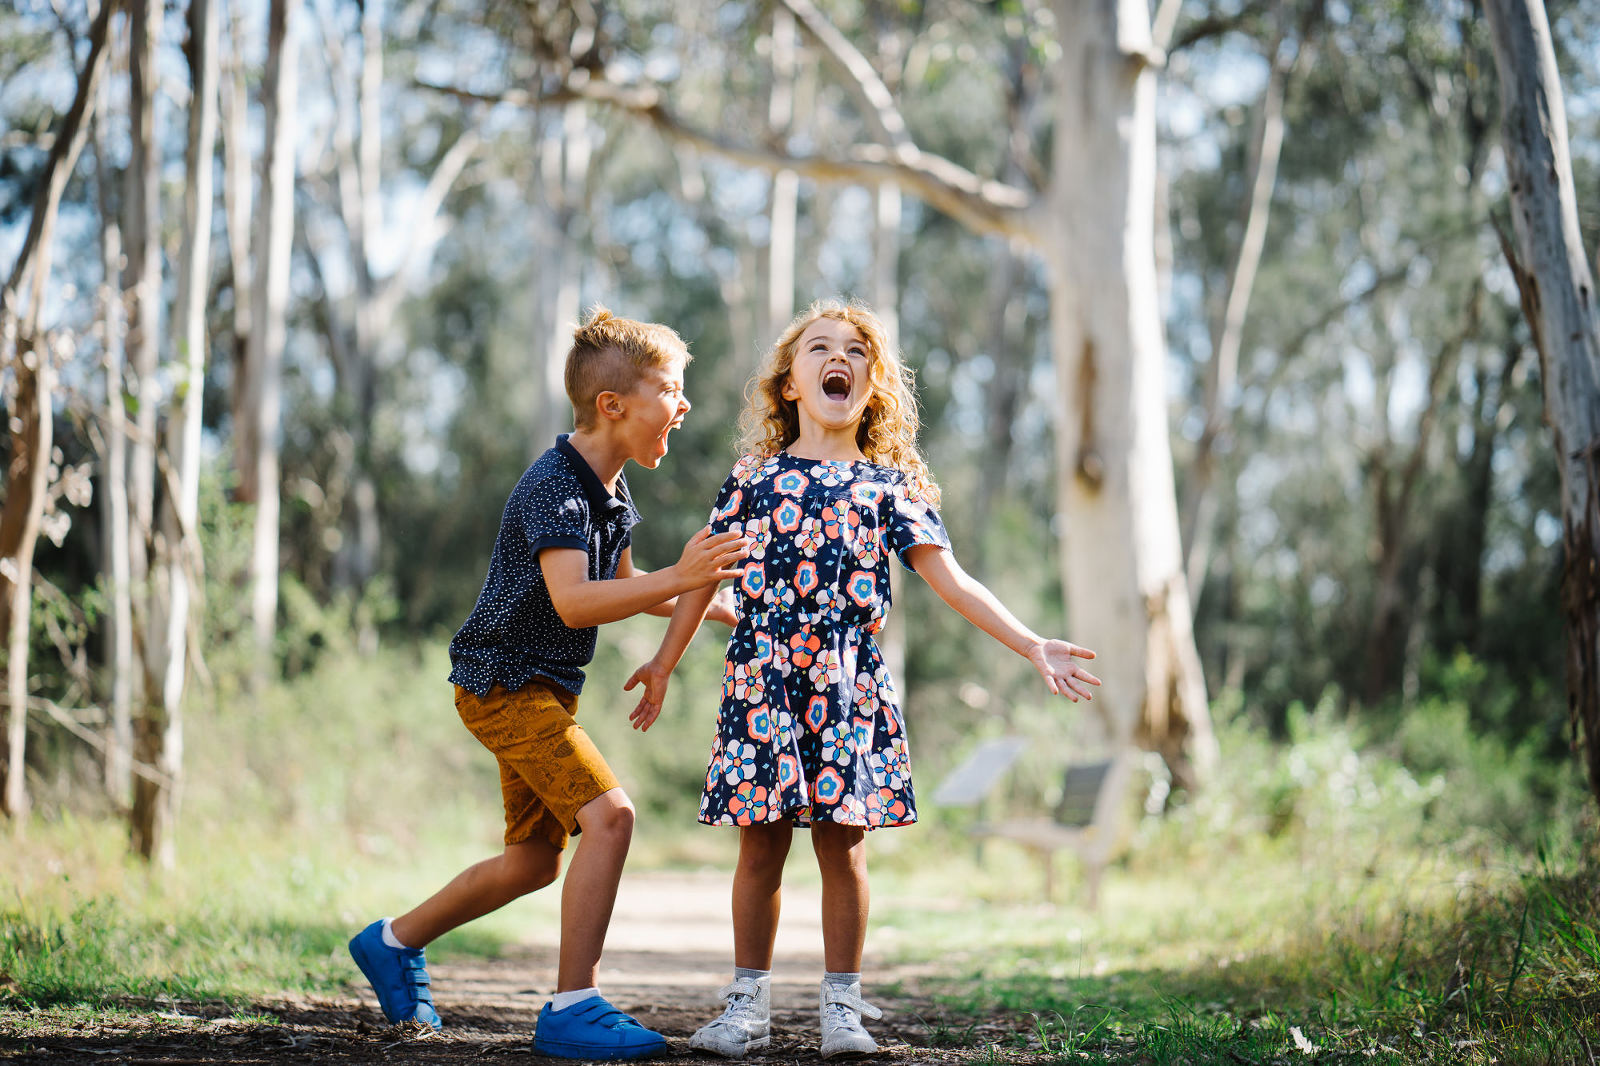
[5,872,1016,1065]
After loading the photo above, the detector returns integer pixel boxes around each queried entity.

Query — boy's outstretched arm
[623,581,720,732]
[543,526,747,630]
[617,549,741,625]
[906,544,1102,702]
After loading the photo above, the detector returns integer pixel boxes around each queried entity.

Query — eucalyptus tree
[1484,0,1600,804]
[0,0,119,818]
[428,0,1229,785]
[295,0,481,625]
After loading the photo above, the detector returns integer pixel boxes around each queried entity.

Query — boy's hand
[1027,639,1102,702]
[676,526,750,588]
[624,660,672,731]
[705,586,740,627]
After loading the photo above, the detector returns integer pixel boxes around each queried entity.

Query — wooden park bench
[931,738,1136,908]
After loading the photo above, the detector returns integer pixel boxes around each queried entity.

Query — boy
[349,308,748,1061]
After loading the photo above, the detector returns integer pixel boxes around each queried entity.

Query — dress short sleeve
[884,478,951,571]
[707,455,759,535]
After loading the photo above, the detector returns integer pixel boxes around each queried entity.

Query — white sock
[733,966,771,983]
[823,971,861,989]
[550,986,600,1011]
[380,918,413,950]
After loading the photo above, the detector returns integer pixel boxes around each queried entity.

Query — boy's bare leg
[391,837,562,949]
[810,822,868,972]
[732,822,794,969]
[556,787,636,991]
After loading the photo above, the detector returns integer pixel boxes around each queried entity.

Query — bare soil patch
[2,872,1022,1064]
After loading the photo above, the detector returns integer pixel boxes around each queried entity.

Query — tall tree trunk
[0,0,117,818]
[125,0,163,650]
[94,87,134,808]
[1484,0,1600,806]
[765,7,799,344]
[534,101,589,446]
[248,0,301,666]
[1182,23,1298,602]
[131,0,218,866]
[1047,0,1217,790]
[221,0,254,495]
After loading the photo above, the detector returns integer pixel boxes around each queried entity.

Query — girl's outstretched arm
[905,544,1102,702]
[623,581,721,731]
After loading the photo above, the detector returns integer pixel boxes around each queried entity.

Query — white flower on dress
[808,647,843,688]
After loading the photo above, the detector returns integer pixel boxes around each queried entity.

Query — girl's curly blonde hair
[739,300,939,504]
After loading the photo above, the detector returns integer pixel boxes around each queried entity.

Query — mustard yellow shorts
[454,679,621,851]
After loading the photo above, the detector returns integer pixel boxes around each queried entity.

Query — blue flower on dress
[774,470,810,496]
[773,499,802,533]
[805,695,829,734]
[740,563,767,598]
[813,767,844,805]
[846,571,876,608]
[746,703,774,743]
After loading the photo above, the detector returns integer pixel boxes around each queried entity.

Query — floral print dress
[699,452,951,829]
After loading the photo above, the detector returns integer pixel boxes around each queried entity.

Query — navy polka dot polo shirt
[448,434,641,697]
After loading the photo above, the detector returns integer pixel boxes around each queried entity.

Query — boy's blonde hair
[566,306,691,427]
[740,299,939,503]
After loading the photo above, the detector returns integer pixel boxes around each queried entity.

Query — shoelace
[714,979,762,1024]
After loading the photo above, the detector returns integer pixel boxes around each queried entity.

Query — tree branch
[773,0,912,150]
[415,75,1035,241]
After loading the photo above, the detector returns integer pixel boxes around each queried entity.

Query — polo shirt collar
[556,433,630,516]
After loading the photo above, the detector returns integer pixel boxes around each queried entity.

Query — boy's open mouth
[822,369,852,400]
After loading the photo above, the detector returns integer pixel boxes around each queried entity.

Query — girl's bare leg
[810,821,868,972]
[732,822,794,969]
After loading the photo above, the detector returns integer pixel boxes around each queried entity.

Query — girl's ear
[596,390,626,422]
[780,374,799,401]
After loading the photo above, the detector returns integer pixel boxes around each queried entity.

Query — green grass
[3,645,1596,1064]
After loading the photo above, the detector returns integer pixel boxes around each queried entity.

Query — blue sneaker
[533,995,667,1060]
[348,920,442,1031]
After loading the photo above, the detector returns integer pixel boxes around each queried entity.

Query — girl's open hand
[1027,639,1102,702]
[624,660,672,731]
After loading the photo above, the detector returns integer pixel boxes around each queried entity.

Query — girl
[625,300,1101,1060]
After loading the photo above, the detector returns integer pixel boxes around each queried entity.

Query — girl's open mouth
[822,369,852,400]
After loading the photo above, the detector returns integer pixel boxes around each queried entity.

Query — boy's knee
[504,840,562,893]
[576,789,635,840]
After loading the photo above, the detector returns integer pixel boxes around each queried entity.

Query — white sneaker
[819,980,882,1059]
[689,976,771,1058]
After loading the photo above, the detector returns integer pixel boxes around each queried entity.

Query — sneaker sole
[689,1032,772,1058]
[533,1037,668,1061]
[820,1038,878,1060]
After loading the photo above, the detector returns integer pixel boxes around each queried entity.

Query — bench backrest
[1053,759,1115,828]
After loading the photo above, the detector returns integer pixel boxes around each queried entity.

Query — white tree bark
[765,8,798,344]
[1047,0,1216,788]
[0,0,117,817]
[133,0,218,867]
[1484,0,1600,805]
[536,101,589,445]
[248,0,301,664]
[92,45,134,806]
